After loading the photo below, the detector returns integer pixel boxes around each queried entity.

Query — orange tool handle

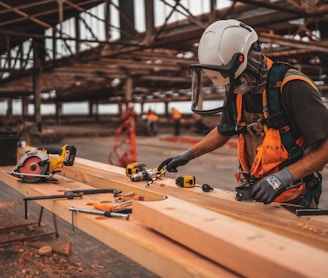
[93,200,132,212]
[93,203,115,211]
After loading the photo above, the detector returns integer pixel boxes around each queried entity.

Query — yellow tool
[8,144,76,183]
[125,162,146,177]
[175,176,195,188]
[175,176,213,192]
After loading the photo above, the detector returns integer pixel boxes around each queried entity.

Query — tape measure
[175,176,213,192]
[175,176,195,188]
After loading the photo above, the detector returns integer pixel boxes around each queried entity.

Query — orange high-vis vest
[148,113,159,122]
[236,58,319,203]
[172,108,182,119]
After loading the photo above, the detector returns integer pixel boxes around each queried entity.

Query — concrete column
[89,101,93,117]
[164,102,169,117]
[22,97,28,118]
[56,102,62,124]
[33,73,42,132]
[125,77,133,103]
[144,0,155,45]
[33,36,46,132]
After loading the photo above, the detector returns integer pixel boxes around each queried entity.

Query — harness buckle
[236,123,247,134]
[236,121,264,136]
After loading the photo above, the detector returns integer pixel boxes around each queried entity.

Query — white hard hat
[190,19,260,115]
[198,19,259,85]
[127,102,134,109]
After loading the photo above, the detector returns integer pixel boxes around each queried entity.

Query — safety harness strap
[266,62,304,168]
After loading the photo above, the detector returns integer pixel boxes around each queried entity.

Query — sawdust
[0,224,92,277]
[0,201,18,209]
[0,226,158,278]
[0,243,106,277]
[0,175,159,278]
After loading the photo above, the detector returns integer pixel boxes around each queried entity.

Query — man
[158,19,328,208]
[143,108,159,136]
[171,107,182,136]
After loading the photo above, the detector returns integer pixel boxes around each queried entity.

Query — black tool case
[0,130,18,166]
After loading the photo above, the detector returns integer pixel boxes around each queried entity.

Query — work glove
[251,168,295,204]
[157,149,194,172]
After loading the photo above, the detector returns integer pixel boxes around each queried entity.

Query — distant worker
[158,19,328,208]
[149,109,159,136]
[121,103,137,123]
[171,107,182,136]
[143,108,158,136]
[193,113,210,135]
[109,102,137,166]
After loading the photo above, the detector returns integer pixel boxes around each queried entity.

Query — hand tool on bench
[8,144,77,183]
[175,176,213,192]
[235,185,256,202]
[69,207,132,233]
[281,205,328,216]
[23,188,122,219]
[123,191,135,197]
[93,200,132,211]
[235,186,328,215]
[115,195,145,202]
[125,162,147,177]
[114,192,144,201]
[234,172,259,202]
[145,168,166,186]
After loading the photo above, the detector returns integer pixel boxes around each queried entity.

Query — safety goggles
[190,53,244,115]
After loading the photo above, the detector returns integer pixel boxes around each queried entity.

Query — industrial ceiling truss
[0,0,327,108]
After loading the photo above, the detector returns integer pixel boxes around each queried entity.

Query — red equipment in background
[108,103,137,167]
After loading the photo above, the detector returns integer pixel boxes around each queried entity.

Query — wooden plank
[61,161,165,201]
[133,196,328,278]
[7,152,328,276]
[0,166,236,278]
[60,158,328,251]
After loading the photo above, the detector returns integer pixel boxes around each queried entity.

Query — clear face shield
[190,53,245,115]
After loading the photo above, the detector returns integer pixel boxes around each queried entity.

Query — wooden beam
[133,196,328,278]
[0,165,233,277]
[60,158,328,251]
[2,151,327,277]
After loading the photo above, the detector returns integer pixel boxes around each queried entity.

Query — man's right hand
[157,149,194,172]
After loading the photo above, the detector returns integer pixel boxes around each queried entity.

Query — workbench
[1,150,328,278]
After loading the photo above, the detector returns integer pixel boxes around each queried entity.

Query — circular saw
[8,144,76,183]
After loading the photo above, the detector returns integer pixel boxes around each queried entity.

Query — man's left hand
[251,168,295,204]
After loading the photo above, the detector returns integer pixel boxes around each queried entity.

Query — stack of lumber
[0,150,327,277]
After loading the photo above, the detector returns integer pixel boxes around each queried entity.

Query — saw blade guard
[15,150,50,183]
